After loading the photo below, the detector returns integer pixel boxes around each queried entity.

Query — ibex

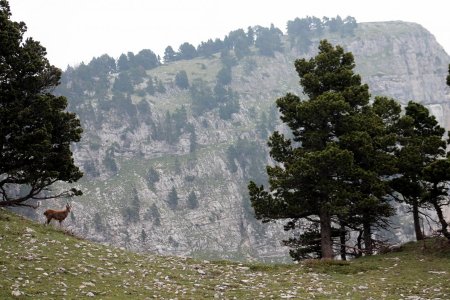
[44,203,72,226]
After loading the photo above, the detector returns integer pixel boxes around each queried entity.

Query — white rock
[11,290,22,297]
[358,285,368,290]
[83,281,95,287]
[197,269,206,275]
[86,291,95,297]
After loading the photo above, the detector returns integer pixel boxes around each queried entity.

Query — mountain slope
[1,209,450,299]
[39,20,450,261]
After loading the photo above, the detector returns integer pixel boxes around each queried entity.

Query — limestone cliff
[45,21,449,261]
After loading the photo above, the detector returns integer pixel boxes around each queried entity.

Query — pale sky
[7,0,450,69]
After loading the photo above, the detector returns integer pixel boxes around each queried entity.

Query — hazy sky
[7,0,450,69]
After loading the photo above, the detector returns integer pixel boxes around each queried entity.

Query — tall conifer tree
[249,40,397,259]
[0,0,83,207]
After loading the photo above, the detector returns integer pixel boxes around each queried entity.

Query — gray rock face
[49,21,449,261]
[349,22,450,127]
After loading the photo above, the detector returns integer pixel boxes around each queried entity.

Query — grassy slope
[1,209,449,299]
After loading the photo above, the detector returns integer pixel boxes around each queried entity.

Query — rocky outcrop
[349,22,450,127]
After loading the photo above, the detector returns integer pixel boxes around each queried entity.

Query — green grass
[1,208,449,299]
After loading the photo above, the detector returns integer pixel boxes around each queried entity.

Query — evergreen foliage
[93,212,105,232]
[197,38,224,57]
[110,93,137,118]
[287,16,357,53]
[140,229,147,242]
[254,24,283,57]
[117,53,130,71]
[190,79,215,115]
[225,29,246,48]
[216,67,232,85]
[220,50,237,68]
[167,187,179,210]
[227,139,267,183]
[136,99,151,115]
[256,106,278,139]
[132,49,161,70]
[224,28,252,59]
[175,70,190,89]
[248,40,398,260]
[391,102,448,241]
[88,54,117,74]
[146,167,160,188]
[283,223,323,260]
[188,126,198,153]
[145,77,155,95]
[129,66,146,85]
[187,191,199,209]
[155,78,166,93]
[178,42,198,60]
[188,65,239,119]
[218,96,240,120]
[152,106,189,144]
[103,147,118,174]
[121,188,141,224]
[0,1,83,207]
[163,46,176,63]
[144,203,161,226]
[113,72,133,93]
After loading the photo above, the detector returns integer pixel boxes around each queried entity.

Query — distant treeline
[165,15,357,61]
[58,15,357,109]
[64,15,357,74]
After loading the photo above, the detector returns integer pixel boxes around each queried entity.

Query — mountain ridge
[22,20,449,261]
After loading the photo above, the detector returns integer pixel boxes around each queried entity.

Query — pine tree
[178,42,197,60]
[146,167,160,188]
[249,40,397,259]
[167,187,179,210]
[187,191,199,209]
[0,1,83,207]
[391,102,447,240]
[117,53,130,71]
[140,229,147,242]
[175,70,190,89]
[163,46,176,62]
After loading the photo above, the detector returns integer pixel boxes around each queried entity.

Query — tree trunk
[320,207,334,259]
[432,201,450,240]
[339,221,346,260]
[355,230,363,258]
[363,220,373,255]
[412,200,424,241]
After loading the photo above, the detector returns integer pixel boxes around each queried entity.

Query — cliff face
[48,21,449,261]
[348,22,450,126]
